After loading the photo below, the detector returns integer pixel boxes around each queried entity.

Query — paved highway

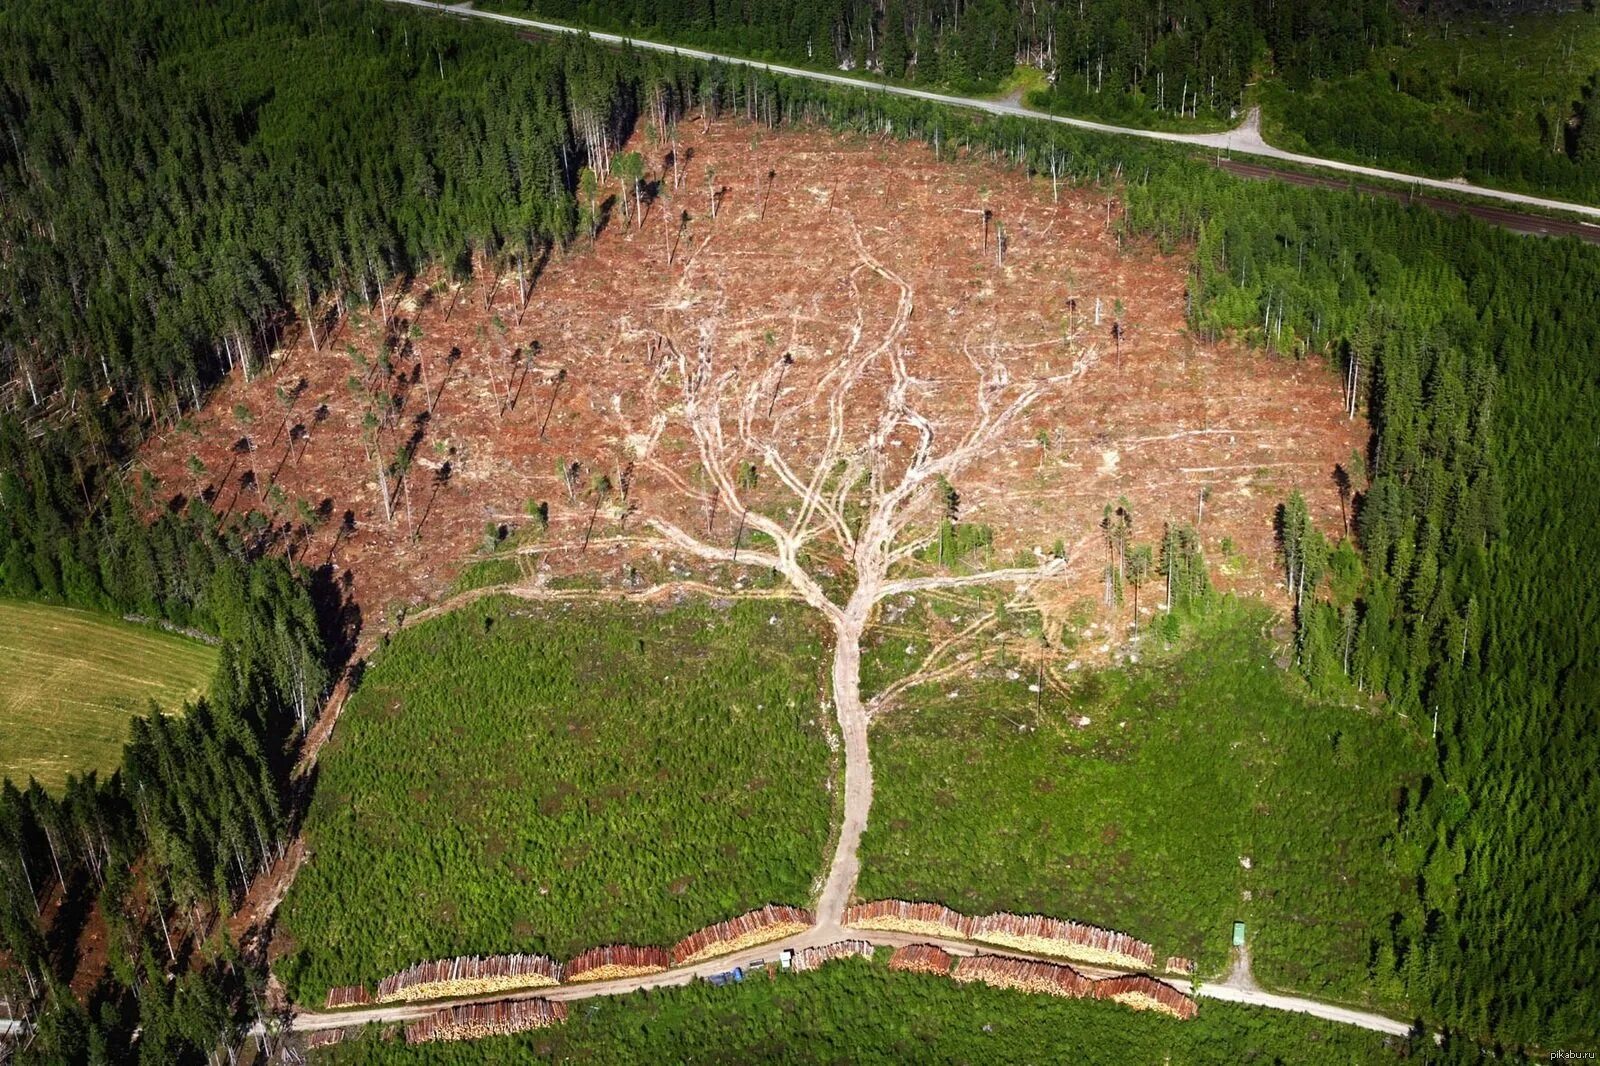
[391,0,1600,225]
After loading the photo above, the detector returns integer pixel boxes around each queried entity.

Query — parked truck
[704,966,745,987]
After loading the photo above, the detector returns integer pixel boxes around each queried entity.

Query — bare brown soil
[140,119,1359,638]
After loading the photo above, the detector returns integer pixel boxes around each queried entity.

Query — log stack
[845,900,1155,970]
[323,985,371,1010]
[376,954,562,1003]
[790,940,874,973]
[1091,975,1199,1020]
[888,943,955,975]
[303,1030,345,1049]
[967,911,1155,970]
[564,944,673,983]
[405,998,568,1044]
[1163,956,1195,976]
[951,954,1094,998]
[845,900,969,940]
[672,905,813,965]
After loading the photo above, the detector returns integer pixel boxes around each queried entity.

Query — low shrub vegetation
[277,596,834,1004]
[858,599,1428,1006]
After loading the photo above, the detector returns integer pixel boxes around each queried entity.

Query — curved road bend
[389,0,1600,224]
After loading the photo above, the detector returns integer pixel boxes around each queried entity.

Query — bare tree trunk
[403,473,415,540]
[15,847,39,916]
[42,824,65,889]
[374,450,393,527]
[302,285,320,352]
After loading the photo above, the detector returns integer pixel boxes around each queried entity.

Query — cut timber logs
[323,985,371,1010]
[564,944,673,983]
[405,998,568,1044]
[968,911,1155,969]
[952,954,1094,998]
[946,955,1197,1019]
[1091,975,1199,1019]
[376,954,562,1003]
[790,940,874,973]
[304,1030,345,1049]
[1164,956,1195,976]
[672,905,813,965]
[845,900,1155,970]
[888,943,955,975]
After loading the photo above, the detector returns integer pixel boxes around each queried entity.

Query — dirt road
[815,633,871,930]
[278,925,1418,1039]
[1214,159,1600,246]
[391,0,1600,224]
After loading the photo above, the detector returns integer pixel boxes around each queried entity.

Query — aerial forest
[507,0,1394,112]
[0,0,1595,1059]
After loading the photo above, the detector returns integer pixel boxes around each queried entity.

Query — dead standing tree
[596,224,1099,926]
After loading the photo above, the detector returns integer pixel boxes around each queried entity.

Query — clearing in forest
[0,600,217,791]
[137,120,1360,631]
[858,599,1427,1005]
[274,597,834,1004]
[141,118,1367,1005]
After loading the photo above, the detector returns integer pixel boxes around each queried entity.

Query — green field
[1261,10,1600,204]
[0,600,218,790]
[311,954,1409,1064]
[277,596,835,1004]
[858,599,1428,1007]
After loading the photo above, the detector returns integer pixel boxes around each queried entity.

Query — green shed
[1232,921,1246,947]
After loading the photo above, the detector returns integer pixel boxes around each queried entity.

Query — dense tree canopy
[0,0,640,415]
[509,0,1394,109]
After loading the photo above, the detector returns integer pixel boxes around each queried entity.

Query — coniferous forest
[0,0,1596,1060]
[506,0,1395,110]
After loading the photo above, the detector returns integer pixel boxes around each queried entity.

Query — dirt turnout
[140,120,1359,634]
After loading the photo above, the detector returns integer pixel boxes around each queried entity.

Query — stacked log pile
[1163,956,1195,976]
[968,912,1155,970]
[845,900,968,940]
[1091,975,1199,1019]
[888,943,954,975]
[323,985,371,1010]
[303,1030,345,1049]
[790,940,874,973]
[845,900,1155,970]
[951,954,1093,998]
[564,945,673,983]
[672,905,813,965]
[376,954,562,1002]
[405,999,568,1044]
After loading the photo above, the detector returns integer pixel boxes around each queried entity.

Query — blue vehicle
[705,967,746,987]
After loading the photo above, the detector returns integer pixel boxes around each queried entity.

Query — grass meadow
[0,600,217,790]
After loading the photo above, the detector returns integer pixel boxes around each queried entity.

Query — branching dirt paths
[609,221,1092,927]
[255,209,1417,1043]
[128,95,1402,1044]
